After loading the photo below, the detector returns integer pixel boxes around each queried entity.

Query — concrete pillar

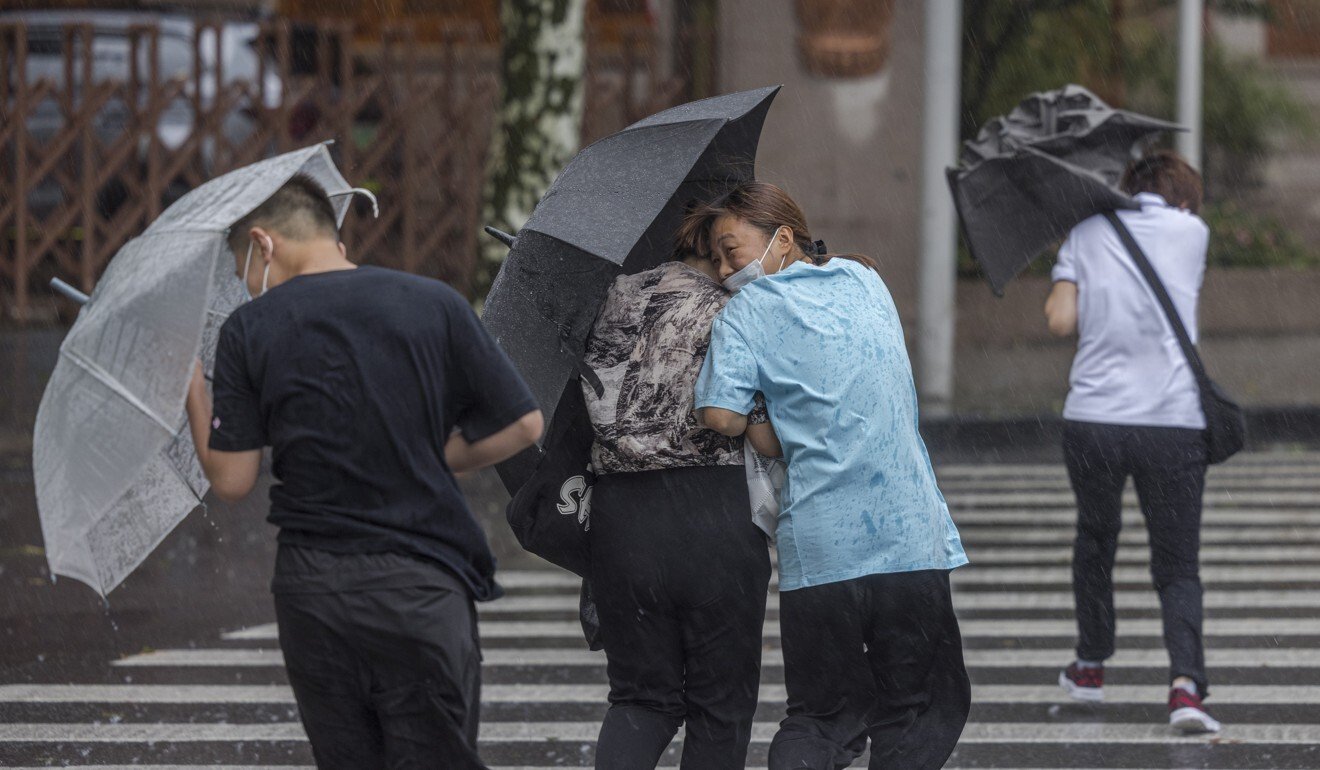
[916,0,961,416]
[1177,0,1205,168]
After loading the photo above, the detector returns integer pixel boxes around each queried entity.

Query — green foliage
[1121,29,1315,188]
[961,0,1114,140]
[1203,201,1320,268]
[959,0,1319,271]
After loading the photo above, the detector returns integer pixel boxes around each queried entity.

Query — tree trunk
[477,0,587,300]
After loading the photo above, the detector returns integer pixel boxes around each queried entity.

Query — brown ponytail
[680,182,880,273]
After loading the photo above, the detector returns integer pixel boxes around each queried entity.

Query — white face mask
[241,238,272,301]
[723,227,785,294]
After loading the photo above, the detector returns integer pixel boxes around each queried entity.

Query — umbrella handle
[328,188,380,219]
[50,278,90,306]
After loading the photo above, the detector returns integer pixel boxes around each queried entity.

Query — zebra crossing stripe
[968,684,1320,703]
[939,476,1320,491]
[233,557,1320,595]
[0,684,294,703]
[473,721,1320,744]
[950,565,1320,583]
[6,683,1319,706]
[950,510,1320,526]
[3,721,1320,745]
[953,528,1320,544]
[0,766,1225,770]
[479,615,1320,638]
[221,624,280,641]
[935,455,1320,477]
[948,491,1320,507]
[470,589,1320,614]
[967,545,1320,563]
[0,722,306,741]
[225,612,1320,644]
[956,722,1320,744]
[107,647,1320,669]
[602,546,1320,568]
[481,647,1320,668]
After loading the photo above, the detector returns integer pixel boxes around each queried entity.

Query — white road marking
[467,589,1320,614]
[7,683,1320,706]
[226,613,1320,644]
[3,721,1320,745]
[107,647,1320,669]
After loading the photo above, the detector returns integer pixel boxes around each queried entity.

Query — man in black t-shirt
[183,175,542,769]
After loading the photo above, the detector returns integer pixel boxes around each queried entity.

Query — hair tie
[814,240,827,256]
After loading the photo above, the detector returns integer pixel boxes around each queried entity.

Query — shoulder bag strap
[1101,211,1213,396]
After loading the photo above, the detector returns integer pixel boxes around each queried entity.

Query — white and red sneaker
[1058,661,1104,702]
[1169,687,1221,733]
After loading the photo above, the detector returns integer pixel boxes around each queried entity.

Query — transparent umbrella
[33,143,371,596]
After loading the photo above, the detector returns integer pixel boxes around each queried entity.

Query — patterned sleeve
[748,392,769,425]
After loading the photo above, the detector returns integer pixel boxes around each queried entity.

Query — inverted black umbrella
[482,85,780,493]
[948,84,1182,296]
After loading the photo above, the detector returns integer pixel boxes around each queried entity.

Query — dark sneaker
[1058,661,1104,702]
[1169,687,1222,733]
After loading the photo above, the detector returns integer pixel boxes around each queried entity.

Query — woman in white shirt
[1045,151,1220,734]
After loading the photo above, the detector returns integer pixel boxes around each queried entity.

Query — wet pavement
[5,446,1320,766]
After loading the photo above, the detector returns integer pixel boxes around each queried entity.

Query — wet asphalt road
[6,446,1320,767]
[0,448,525,686]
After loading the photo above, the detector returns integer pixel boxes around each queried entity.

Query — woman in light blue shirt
[690,182,969,770]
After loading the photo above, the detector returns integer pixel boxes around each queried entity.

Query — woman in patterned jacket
[581,237,777,770]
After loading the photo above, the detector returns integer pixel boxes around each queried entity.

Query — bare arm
[699,406,748,437]
[1045,280,1079,338]
[746,421,782,458]
[444,410,544,474]
[185,362,262,502]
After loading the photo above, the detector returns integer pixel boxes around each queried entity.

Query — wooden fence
[0,19,682,322]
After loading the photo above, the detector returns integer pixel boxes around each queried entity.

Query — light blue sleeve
[695,316,759,415]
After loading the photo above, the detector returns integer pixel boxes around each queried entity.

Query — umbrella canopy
[482,86,779,491]
[948,84,1181,295]
[34,144,360,596]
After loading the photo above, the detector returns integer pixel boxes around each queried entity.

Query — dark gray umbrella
[482,86,779,492]
[948,84,1182,296]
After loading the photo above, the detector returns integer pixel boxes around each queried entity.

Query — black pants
[1064,420,1210,695]
[272,545,487,769]
[769,570,970,770]
[589,466,772,770]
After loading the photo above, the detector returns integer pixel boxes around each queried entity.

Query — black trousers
[589,466,772,770]
[1063,420,1210,695]
[768,570,970,770]
[272,546,487,770]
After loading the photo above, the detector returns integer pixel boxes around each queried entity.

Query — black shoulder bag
[503,381,602,649]
[1103,211,1246,464]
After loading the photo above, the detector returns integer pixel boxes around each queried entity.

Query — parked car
[1,9,284,218]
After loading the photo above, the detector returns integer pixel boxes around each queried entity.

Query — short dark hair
[226,174,339,253]
[1121,151,1203,214]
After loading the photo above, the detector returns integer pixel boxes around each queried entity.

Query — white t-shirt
[1051,193,1208,429]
